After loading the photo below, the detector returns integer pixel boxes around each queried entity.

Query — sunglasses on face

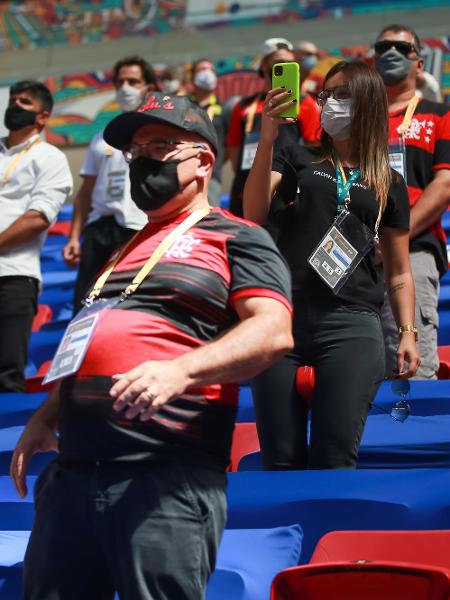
[374,40,419,57]
[317,85,351,107]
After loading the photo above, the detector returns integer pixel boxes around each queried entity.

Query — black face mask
[129,155,193,211]
[4,105,37,132]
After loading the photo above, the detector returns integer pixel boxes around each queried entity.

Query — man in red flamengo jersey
[11,93,293,600]
[226,37,321,217]
[374,24,450,379]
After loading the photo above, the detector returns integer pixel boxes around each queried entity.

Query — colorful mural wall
[0,38,448,147]
[0,0,448,51]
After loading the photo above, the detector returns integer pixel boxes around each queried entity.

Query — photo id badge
[241,131,259,170]
[389,137,407,182]
[42,298,119,385]
[308,210,375,294]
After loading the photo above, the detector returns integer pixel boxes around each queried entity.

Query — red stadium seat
[295,366,315,407]
[25,360,53,393]
[437,346,450,379]
[270,561,450,600]
[48,221,71,236]
[310,530,450,573]
[228,367,316,471]
[228,422,259,472]
[31,304,53,332]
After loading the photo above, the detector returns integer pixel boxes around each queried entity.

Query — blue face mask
[302,55,318,71]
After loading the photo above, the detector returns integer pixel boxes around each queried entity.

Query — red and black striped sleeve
[226,221,292,313]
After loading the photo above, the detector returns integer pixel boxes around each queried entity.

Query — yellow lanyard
[87,206,211,302]
[398,95,420,138]
[244,96,261,135]
[2,138,40,185]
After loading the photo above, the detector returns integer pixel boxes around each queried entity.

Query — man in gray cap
[11,92,293,600]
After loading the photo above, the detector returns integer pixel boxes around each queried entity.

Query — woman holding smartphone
[243,60,420,470]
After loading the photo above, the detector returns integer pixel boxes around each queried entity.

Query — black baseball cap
[104,92,219,155]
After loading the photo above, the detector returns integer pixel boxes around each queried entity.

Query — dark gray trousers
[24,459,227,600]
[252,301,385,470]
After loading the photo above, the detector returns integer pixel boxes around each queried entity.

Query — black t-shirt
[271,144,410,314]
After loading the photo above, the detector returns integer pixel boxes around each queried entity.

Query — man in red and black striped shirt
[375,24,450,379]
[11,94,293,600]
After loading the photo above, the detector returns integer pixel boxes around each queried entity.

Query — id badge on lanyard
[389,136,407,182]
[308,209,376,293]
[42,207,211,385]
[42,298,119,385]
[388,95,419,184]
[308,159,377,294]
[240,98,260,170]
[241,131,259,170]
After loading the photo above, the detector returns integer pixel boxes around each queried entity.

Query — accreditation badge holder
[240,131,260,170]
[388,136,407,182]
[42,297,119,385]
[308,209,376,294]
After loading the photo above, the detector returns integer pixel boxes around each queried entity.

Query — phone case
[271,62,300,119]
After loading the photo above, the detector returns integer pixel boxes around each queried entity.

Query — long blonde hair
[320,61,392,221]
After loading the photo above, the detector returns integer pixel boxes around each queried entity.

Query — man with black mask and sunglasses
[374,24,450,380]
[11,92,293,600]
[0,80,73,392]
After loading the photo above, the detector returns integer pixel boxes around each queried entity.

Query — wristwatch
[398,324,418,341]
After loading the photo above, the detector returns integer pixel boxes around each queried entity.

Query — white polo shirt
[81,131,148,230]
[0,134,73,281]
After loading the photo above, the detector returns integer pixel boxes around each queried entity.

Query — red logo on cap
[139,95,175,112]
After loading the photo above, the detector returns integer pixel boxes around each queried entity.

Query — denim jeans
[24,459,227,600]
[252,299,385,470]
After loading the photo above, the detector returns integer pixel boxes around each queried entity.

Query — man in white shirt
[63,56,157,312]
[0,80,73,392]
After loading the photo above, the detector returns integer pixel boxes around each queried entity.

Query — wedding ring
[144,388,156,401]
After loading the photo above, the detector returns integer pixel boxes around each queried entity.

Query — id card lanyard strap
[2,138,40,185]
[86,206,211,303]
[398,95,420,138]
[335,158,384,241]
[335,158,361,214]
[244,95,262,135]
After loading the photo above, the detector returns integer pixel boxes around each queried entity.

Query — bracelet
[398,324,418,341]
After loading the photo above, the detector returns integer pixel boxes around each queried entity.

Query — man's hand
[110,360,189,422]
[10,419,58,499]
[63,237,81,267]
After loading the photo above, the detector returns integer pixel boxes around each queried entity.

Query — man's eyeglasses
[122,139,206,163]
[317,85,351,107]
[374,40,419,57]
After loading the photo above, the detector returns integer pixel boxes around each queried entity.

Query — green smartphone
[271,62,300,118]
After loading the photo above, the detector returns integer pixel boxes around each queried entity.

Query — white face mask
[162,79,181,94]
[115,83,143,112]
[320,98,353,141]
[193,69,217,92]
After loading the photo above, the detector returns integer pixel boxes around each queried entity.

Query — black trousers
[252,300,385,470]
[0,276,38,392]
[24,460,227,600]
[74,217,138,313]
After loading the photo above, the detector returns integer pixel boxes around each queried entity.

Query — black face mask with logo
[129,155,194,211]
[4,105,37,132]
